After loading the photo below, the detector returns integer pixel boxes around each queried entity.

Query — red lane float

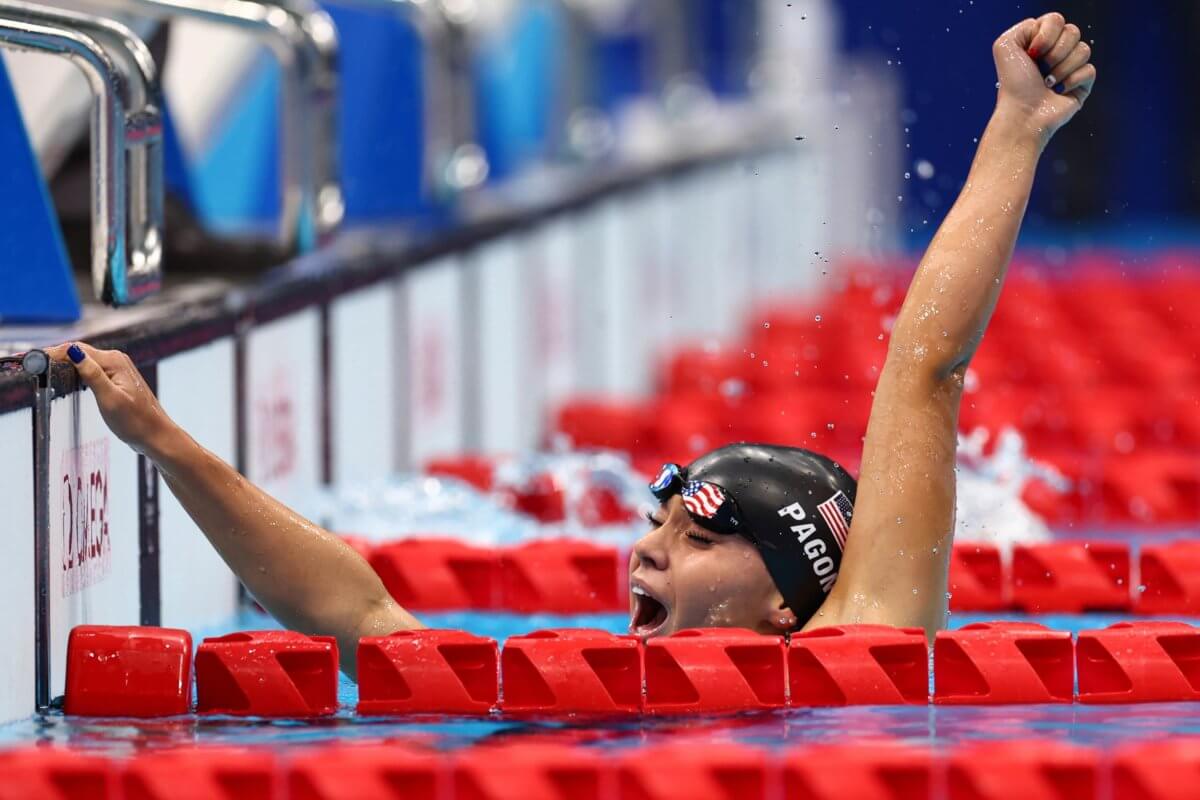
[453,743,610,800]
[121,748,281,799]
[1136,540,1200,614]
[369,538,501,611]
[787,625,928,706]
[64,625,192,717]
[934,622,1073,704]
[1010,542,1131,613]
[617,742,774,800]
[194,631,339,717]
[782,740,938,800]
[288,744,447,800]
[500,629,642,715]
[947,543,1006,611]
[499,539,625,613]
[946,740,1099,800]
[1111,738,1200,800]
[0,748,118,800]
[357,630,498,715]
[424,454,497,492]
[1076,621,1200,703]
[644,629,786,714]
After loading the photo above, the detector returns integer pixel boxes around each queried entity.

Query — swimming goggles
[648,462,745,538]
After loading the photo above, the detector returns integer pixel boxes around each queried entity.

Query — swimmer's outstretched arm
[813,13,1095,637]
[47,343,423,679]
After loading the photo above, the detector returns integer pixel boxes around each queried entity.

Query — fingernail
[67,344,85,364]
[1044,74,1056,88]
[1028,45,1040,58]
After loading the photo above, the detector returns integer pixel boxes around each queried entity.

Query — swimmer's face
[628,495,797,638]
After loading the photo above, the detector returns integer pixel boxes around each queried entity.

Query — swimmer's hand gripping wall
[45,341,425,680]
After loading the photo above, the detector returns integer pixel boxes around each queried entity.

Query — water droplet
[814,314,822,322]
[763,321,771,329]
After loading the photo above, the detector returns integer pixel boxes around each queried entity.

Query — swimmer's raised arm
[814,13,1095,636]
[47,342,422,678]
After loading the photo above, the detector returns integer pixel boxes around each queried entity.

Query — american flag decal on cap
[817,491,853,550]
[681,480,727,521]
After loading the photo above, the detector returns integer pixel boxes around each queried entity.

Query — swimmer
[48,13,1095,677]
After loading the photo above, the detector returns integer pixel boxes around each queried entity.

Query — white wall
[330,282,400,482]
[403,256,467,467]
[47,390,140,698]
[473,235,539,453]
[0,409,34,723]
[157,339,239,629]
[244,310,323,511]
[533,216,580,411]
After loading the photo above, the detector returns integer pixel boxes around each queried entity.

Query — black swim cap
[648,443,857,625]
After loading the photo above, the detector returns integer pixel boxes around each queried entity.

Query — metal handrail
[57,0,343,251]
[0,0,163,305]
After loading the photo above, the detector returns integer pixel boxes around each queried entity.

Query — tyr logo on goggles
[648,462,744,537]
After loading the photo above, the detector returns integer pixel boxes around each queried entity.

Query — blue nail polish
[67,344,85,364]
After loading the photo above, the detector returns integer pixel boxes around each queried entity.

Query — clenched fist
[993,12,1096,145]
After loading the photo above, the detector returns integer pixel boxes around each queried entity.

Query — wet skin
[628,495,797,638]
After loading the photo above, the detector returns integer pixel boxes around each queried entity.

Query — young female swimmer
[49,13,1094,678]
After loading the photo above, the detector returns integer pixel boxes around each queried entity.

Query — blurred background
[3,0,1200,739]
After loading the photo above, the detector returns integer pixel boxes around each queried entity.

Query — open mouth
[629,583,670,637]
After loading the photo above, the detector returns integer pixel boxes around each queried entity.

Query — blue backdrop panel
[190,6,433,233]
[192,52,281,236]
[474,0,564,181]
[324,1,426,222]
[0,61,80,323]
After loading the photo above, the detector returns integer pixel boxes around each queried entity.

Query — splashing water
[954,426,1070,553]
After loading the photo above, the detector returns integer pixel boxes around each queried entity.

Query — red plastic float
[64,625,192,717]
[424,454,497,492]
[787,625,928,706]
[1136,540,1200,615]
[357,629,498,715]
[500,629,642,715]
[947,543,1006,611]
[368,538,500,610]
[0,748,118,800]
[552,399,648,452]
[1076,621,1200,703]
[782,740,938,800]
[122,748,280,799]
[195,631,339,717]
[501,472,567,523]
[947,740,1099,799]
[1010,542,1131,612]
[288,744,447,800]
[1110,738,1200,799]
[617,741,774,800]
[644,628,786,714]
[934,622,1073,704]
[452,742,611,800]
[498,539,625,613]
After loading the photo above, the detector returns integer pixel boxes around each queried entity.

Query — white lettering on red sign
[60,438,111,597]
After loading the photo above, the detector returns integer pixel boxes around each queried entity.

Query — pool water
[5,608,1200,755]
